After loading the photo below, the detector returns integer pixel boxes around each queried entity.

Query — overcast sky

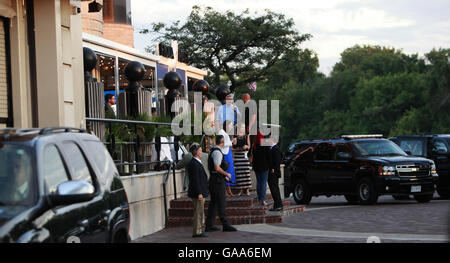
[131,0,450,75]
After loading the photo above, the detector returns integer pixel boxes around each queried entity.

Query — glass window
[433,140,448,154]
[103,0,132,25]
[315,143,336,161]
[118,57,130,91]
[0,144,34,206]
[399,140,424,156]
[335,144,352,160]
[63,142,92,184]
[96,53,116,92]
[142,65,155,91]
[83,140,117,187]
[43,145,69,194]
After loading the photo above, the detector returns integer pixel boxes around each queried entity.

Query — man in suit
[187,143,209,238]
[105,94,116,118]
[268,137,283,211]
[205,135,237,232]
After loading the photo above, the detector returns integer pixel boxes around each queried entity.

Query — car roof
[294,137,389,145]
[0,127,91,146]
[391,134,450,139]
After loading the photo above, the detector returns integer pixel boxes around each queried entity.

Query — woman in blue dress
[218,121,236,197]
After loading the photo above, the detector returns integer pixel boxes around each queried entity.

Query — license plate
[411,186,421,193]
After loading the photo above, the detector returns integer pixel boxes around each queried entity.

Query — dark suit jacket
[187,158,209,198]
[269,144,282,178]
[251,145,271,172]
[105,104,116,118]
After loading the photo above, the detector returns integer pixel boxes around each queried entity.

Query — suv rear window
[83,140,116,187]
[43,145,69,194]
[315,143,336,161]
[63,142,93,184]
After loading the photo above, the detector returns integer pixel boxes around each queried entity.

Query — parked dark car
[285,135,438,205]
[389,134,450,198]
[0,127,130,243]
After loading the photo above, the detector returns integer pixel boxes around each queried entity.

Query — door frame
[0,16,13,127]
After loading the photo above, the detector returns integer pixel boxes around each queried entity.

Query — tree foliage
[141,6,311,92]
[252,45,450,150]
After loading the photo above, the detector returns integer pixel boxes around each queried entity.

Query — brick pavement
[133,195,450,243]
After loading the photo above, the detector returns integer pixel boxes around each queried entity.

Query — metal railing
[162,161,178,228]
[85,117,183,175]
[86,117,185,223]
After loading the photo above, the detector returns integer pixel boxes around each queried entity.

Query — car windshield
[351,140,407,157]
[0,143,35,207]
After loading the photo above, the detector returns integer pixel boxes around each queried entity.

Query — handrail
[85,117,186,176]
[162,161,173,228]
[86,117,176,127]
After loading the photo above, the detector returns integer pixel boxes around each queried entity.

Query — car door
[429,139,450,181]
[310,143,335,192]
[39,143,88,243]
[328,143,357,193]
[60,140,109,243]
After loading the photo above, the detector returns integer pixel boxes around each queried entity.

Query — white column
[9,0,32,128]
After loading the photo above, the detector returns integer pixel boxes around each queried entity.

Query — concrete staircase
[167,193,306,227]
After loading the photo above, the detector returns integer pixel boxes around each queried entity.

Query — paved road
[134,194,450,243]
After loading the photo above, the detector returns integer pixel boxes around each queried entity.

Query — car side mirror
[405,151,412,155]
[337,152,351,160]
[48,180,95,207]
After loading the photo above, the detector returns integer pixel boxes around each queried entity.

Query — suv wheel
[344,195,359,204]
[293,179,312,205]
[414,194,433,203]
[357,178,378,205]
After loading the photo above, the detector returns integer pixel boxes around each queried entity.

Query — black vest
[208,147,229,177]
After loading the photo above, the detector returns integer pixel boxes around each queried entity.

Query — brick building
[82,0,134,47]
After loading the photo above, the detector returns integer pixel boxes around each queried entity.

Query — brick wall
[103,23,134,48]
[81,0,103,37]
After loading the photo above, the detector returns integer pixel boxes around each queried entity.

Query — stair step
[169,194,282,209]
[167,194,304,228]
[169,207,267,217]
[168,214,282,227]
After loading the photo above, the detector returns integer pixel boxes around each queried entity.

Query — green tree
[141,6,311,92]
[349,72,429,135]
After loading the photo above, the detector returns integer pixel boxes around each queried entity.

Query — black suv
[283,141,317,197]
[0,128,130,243]
[285,135,437,205]
[389,134,450,198]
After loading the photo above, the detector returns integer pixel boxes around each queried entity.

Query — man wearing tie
[187,143,209,238]
[268,138,283,211]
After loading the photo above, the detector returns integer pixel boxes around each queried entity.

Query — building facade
[0,0,207,128]
[82,0,134,47]
[0,0,85,129]
[81,1,207,116]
